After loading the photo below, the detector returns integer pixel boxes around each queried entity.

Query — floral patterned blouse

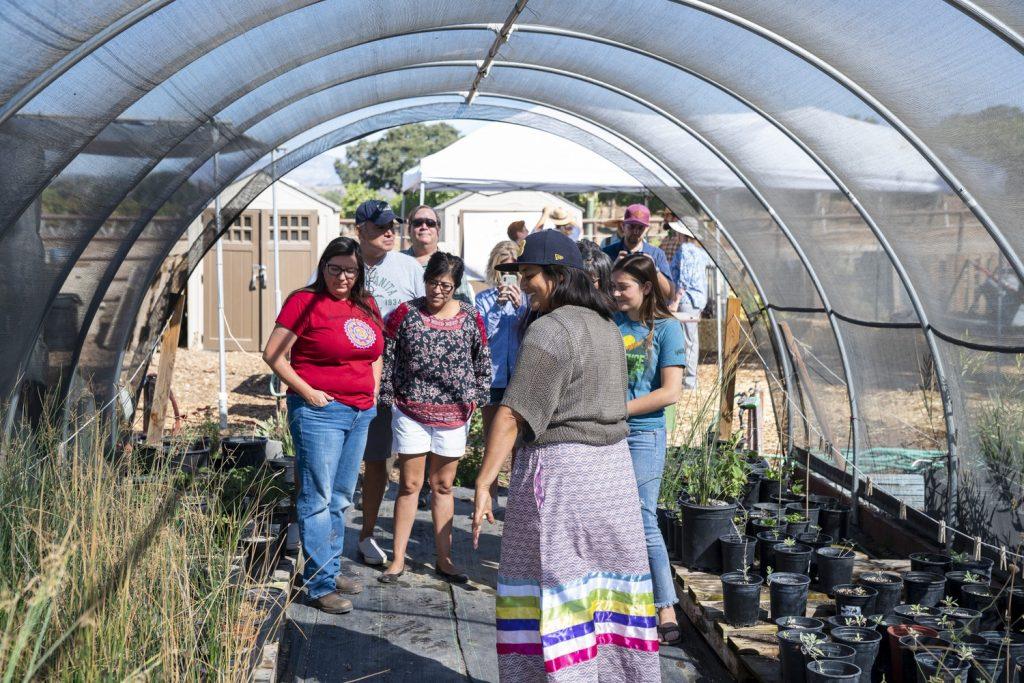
[379,297,492,427]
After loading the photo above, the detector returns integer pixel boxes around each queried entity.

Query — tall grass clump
[0,407,278,681]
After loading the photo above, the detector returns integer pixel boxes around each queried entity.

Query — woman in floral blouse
[378,251,491,584]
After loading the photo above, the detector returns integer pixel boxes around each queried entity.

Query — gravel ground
[163,348,781,452]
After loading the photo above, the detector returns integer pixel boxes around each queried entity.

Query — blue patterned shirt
[671,242,712,311]
[474,287,530,389]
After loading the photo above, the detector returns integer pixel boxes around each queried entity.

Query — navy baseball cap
[355,199,403,226]
[496,229,585,272]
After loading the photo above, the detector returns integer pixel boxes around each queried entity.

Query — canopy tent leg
[271,148,283,315]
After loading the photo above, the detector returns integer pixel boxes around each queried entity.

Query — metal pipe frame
[943,0,1024,55]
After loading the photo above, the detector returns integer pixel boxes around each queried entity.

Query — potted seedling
[902,571,946,607]
[816,539,858,597]
[719,531,757,573]
[757,529,790,571]
[949,550,994,579]
[818,502,852,541]
[829,626,882,683]
[787,499,821,526]
[760,459,786,502]
[943,570,986,603]
[721,567,764,627]
[909,552,953,575]
[678,438,745,571]
[802,631,856,666]
[804,660,861,682]
[834,584,879,617]
[785,512,811,536]
[775,615,826,633]
[774,537,814,576]
[768,569,812,620]
[777,628,811,682]
[859,572,904,617]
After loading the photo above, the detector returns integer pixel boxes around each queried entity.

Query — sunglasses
[411,218,438,228]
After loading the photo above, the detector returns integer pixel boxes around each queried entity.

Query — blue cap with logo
[355,199,403,226]
[496,229,584,272]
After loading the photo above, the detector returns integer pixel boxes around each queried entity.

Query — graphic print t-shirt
[364,251,425,318]
[614,313,687,430]
[276,291,384,409]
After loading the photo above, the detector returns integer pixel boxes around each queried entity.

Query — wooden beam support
[717,296,742,442]
[778,321,847,469]
[145,294,185,446]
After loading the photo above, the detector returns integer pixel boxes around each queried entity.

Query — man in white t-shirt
[351,200,424,567]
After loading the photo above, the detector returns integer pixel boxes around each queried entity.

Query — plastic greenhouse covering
[1,0,1023,555]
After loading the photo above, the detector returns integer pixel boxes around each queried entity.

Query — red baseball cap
[623,204,650,227]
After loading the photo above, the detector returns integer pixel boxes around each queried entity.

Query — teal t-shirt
[614,313,687,430]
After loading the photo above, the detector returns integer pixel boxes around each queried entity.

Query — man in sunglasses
[351,199,425,567]
[401,204,474,304]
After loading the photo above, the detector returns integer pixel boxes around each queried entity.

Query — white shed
[185,177,340,351]
[434,191,583,282]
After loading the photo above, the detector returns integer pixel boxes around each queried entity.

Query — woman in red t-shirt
[263,236,383,615]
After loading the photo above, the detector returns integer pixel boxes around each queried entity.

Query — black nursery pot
[913,651,969,682]
[909,552,953,575]
[680,500,737,571]
[774,543,814,576]
[757,531,790,571]
[776,615,826,633]
[785,518,811,536]
[769,572,812,620]
[819,505,851,540]
[742,474,762,508]
[662,510,678,557]
[977,630,1024,660]
[721,572,763,627]
[720,534,757,573]
[787,501,822,526]
[967,643,1007,683]
[961,584,1002,631]
[859,572,904,617]
[673,513,685,562]
[937,606,981,632]
[753,501,786,518]
[816,547,857,597]
[163,437,211,473]
[951,555,994,579]
[806,660,861,683]
[750,517,781,537]
[829,627,882,683]
[778,629,813,683]
[893,603,942,621]
[219,436,268,470]
[903,572,946,608]
[759,477,784,502]
[942,570,986,603]
[810,642,857,665]
[834,584,879,617]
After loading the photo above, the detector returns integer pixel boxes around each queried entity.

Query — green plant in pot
[678,433,746,571]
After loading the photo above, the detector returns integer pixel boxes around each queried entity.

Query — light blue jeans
[287,395,376,599]
[627,427,677,608]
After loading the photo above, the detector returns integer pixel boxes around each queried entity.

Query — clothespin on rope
[899,500,907,521]
[865,477,873,497]
[939,520,946,544]
[1000,546,1008,571]
[974,536,982,561]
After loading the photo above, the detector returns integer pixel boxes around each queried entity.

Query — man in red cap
[601,203,674,300]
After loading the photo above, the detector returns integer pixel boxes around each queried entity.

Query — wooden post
[717,296,742,442]
[145,294,186,446]
[778,321,847,469]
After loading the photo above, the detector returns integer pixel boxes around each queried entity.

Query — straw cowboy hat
[546,205,575,226]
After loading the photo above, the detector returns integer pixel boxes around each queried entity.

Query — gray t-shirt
[365,251,425,319]
[502,305,629,447]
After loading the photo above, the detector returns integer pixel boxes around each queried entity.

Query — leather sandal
[435,566,469,584]
[658,622,682,645]
[377,570,404,584]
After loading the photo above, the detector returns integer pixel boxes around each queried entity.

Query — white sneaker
[358,537,387,566]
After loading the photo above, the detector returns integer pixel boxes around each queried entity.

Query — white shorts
[392,406,467,458]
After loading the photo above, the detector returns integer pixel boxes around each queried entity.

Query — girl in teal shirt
[611,253,687,643]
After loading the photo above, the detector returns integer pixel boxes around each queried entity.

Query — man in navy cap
[351,199,425,568]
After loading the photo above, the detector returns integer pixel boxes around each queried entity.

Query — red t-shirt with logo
[275,290,384,410]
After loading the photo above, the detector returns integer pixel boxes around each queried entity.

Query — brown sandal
[657,622,682,645]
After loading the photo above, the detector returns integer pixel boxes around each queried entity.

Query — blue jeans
[287,395,376,599]
[627,427,677,608]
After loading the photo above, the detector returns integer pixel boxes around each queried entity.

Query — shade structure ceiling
[1,0,1023,550]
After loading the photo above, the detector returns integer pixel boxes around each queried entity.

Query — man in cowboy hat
[533,205,581,241]
[670,215,712,390]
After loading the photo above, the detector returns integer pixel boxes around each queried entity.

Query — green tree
[338,181,382,218]
[335,123,460,192]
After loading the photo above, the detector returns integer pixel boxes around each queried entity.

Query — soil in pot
[937,606,981,632]
[805,660,861,683]
[778,628,813,683]
[756,530,790,571]
[960,584,1001,631]
[787,501,821,526]
[827,614,875,632]
[909,552,953,575]
[769,572,812,621]
[894,604,942,620]
[819,505,851,540]
[774,542,814,576]
[775,615,826,633]
[903,571,946,607]
[680,499,737,571]
[751,517,781,538]
[912,651,969,682]
[219,436,268,470]
[721,572,763,627]
[834,584,879,617]
[860,572,904,617]
[720,534,757,573]
[830,626,882,683]
[816,546,857,597]
[943,570,988,603]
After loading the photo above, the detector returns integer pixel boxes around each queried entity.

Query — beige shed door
[203,211,261,352]
[260,210,318,343]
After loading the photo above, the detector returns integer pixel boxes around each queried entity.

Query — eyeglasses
[325,264,359,279]
[425,279,455,294]
[411,218,437,228]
